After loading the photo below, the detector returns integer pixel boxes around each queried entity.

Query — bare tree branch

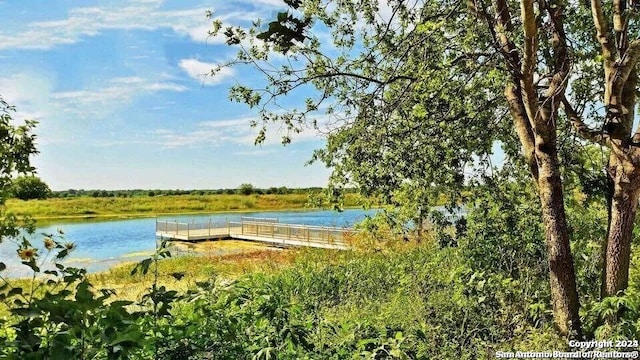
[562,96,611,147]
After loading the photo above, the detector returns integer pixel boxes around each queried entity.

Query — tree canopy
[0,97,38,240]
[214,0,640,337]
[10,176,51,201]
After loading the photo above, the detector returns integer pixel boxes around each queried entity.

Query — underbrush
[1,239,573,359]
[2,199,640,358]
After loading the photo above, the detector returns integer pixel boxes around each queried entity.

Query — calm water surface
[0,209,375,278]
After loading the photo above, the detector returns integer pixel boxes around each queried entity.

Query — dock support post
[187,222,190,238]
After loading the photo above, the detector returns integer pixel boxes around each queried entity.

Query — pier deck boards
[156,218,352,250]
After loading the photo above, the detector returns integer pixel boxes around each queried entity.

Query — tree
[0,96,38,240]
[238,183,255,195]
[213,0,640,337]
[11,176,51,200]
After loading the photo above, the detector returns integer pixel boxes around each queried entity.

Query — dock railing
[156,218,231,237]
[156,217,354,248]
[228,220,353,247]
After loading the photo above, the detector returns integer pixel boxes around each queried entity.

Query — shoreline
[6,193,372,223]
[2,239,286,281]
[31,205,368,224]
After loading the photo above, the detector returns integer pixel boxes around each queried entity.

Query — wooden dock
[155,217,353,250]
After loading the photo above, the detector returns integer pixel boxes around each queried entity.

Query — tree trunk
[505,84,582,337]
[535,140,583,337]
[602,160,640,297]
[600,61,640,298]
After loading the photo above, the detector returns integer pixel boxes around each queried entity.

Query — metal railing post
[187,222,190,238]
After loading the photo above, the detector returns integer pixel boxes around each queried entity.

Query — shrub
[10,176,51,200]
[238,183,254,195]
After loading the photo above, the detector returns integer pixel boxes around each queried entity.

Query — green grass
[5,235,640,358]
[0,242,297,316]
[90,243,297,302]
[5,193,365,220]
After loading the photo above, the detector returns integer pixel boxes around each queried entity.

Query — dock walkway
[155,217,353,250]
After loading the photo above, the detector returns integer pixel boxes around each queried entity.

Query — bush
[238,183,254,195]
[10,176,51,200]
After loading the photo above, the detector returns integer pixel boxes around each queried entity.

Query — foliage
[0,232,145,359]
[6,193,364,220]
[238,183,255,196]
[10,176,51,201]
[49,186,330,198]
[210,0,640,335]
[3,221,640,358]
[0,96,38,244]
[212,0,509,222]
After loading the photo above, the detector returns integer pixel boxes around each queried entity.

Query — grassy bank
[3,233,640,358]
[5,193,364,220]
[5,198,637,358]
[90,241,298,302]
[0,240,570,359]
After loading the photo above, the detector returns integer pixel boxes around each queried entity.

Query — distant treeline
[49,186,356,198]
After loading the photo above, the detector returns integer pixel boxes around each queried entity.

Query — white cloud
[0,71,187,147]
[178,58,234,85]
[50,76,186,118]
[232,149,278,156]
[152,117,253,148]
[0,1,289,51]
[251,0,287,7]
[152,114,325,149]
[0,73,54,124]
[0,3,208,50]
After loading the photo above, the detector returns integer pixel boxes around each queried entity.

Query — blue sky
[0,0,332,190]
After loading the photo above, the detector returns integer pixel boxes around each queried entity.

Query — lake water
[0,209,376,278]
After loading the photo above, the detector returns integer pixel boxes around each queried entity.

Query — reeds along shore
[5,193,365,220]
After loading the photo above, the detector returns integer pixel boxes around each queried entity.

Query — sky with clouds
[0,0,331,190]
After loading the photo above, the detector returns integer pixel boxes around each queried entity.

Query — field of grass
[5,193,365,220]
[90,242,298,302]
[3,225,640,357]
[0,241,297,314]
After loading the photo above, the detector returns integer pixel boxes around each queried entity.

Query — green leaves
[0,97,39,246]
[9,175,51,200]
[256,11,310,53]
[131,258,153,276]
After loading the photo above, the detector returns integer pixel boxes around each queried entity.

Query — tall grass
[5,193,364,220]
[89,246,296,302]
